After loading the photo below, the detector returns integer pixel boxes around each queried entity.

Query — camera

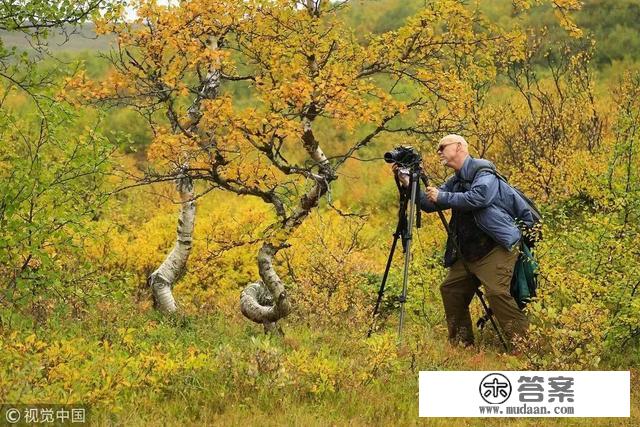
[384,145,422,168]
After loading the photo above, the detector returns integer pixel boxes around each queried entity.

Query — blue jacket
[419,156,537,250]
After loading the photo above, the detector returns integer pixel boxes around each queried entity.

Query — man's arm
[434,171,498,211]
[418,176,455,213]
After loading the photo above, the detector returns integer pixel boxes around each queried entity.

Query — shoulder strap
[457,158,496,184]
[456,164,496,187]
[470,167,543,223]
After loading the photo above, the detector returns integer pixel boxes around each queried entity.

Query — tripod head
[391,160,431,251]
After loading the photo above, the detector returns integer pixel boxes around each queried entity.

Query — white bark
[240,243,291,333]
[303,117,329,167]
[148,176,196,312]
[188,36,220,127]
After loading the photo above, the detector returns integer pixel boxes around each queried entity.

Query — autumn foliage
[2,0,640,423]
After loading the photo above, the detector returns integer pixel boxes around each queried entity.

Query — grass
[3,298,635,426]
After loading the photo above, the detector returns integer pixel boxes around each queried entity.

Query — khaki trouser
[440,245,529,347]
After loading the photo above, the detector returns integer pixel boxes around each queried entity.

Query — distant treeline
[2,0,637,67]
[343,0,640,67]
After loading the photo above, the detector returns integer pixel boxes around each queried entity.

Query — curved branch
[148,175,196,312]
[240,242,291,332]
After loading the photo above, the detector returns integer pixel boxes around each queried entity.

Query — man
[394,134,533,348]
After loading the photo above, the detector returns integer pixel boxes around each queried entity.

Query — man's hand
[426,186,439,203]
[391,163,410,188]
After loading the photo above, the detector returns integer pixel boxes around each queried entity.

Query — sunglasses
[436,141,459,153]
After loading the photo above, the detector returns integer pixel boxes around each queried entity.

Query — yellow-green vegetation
[1,0,640,425]
[2,307,638,425]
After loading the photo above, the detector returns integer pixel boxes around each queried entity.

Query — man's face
[437,140,460,167]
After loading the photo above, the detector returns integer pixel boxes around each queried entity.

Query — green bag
[510,241,538,310]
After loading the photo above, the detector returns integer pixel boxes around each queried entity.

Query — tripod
[367,166,509,351]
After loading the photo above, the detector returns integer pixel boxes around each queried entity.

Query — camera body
[384,145,422,169]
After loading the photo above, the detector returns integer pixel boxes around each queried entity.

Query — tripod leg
[368,185,410,338]
[367,231,401,338]
[475,289,509,352]
[398,172,419,342]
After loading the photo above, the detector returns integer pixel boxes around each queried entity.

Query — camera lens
[384,151,396,163]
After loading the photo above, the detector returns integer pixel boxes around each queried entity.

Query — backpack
[510,240,538,310]
[458,162,543,247]
[473,166,542,224]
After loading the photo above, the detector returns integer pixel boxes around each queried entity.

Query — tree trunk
[148,175,196,312]
[240,243,291,334]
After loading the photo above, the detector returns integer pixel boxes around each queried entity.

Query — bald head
[440,134,469,151]
[437,134,470,170]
